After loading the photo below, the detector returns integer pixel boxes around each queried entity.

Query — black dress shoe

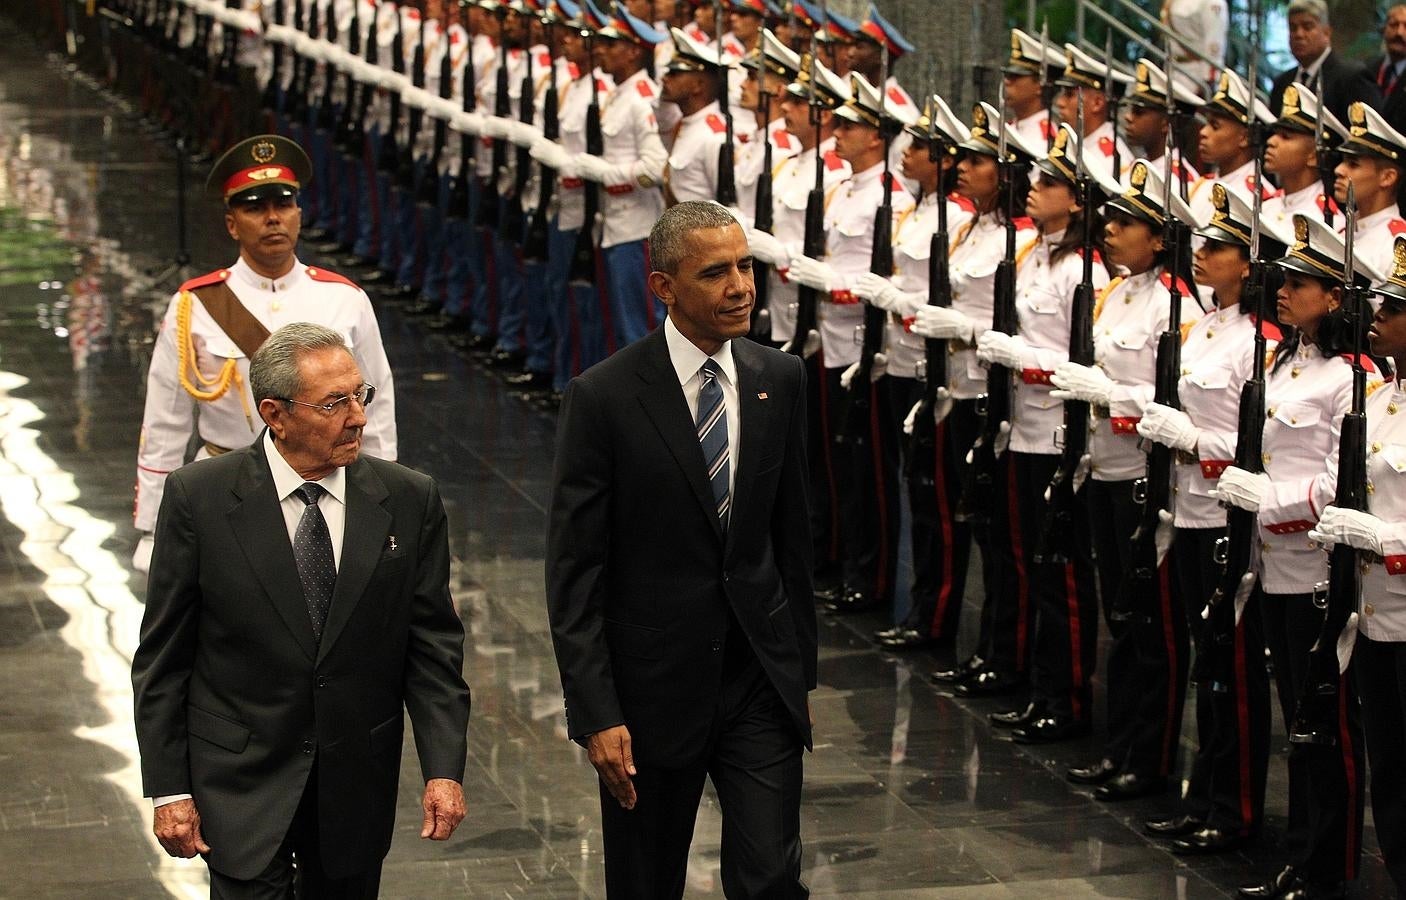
[874,627,934,650]
[310,239,346,254]
[823,589,879,615]
[451,331,494,352]
[506,370,553,392]
[814,583,846,604]
[404,297,442,317]
[1065,758,1119,785]
[1280,882,1345,900]
[1144,813,1202,837]
[1009,715,1090,743]
[488,348,526,369]
[1171,826,1244,855]
[1093,772,1167,801]
[930,655,985,685]
[360,268,392,285]
[302,226,333,241]
[1238,865,1305,899]
[989,701,1042,729]
[337,253,377,269]
[953,669,1024,698]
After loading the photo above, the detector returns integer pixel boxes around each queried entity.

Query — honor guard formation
[22,0,1406,895]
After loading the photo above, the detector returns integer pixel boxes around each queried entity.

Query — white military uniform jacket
[1173,307,1279,528]
[884,192,976,381]
[1085,119,1133,184]
[555,65,614,233]
[1261,180,1334,235]
[1188,159,1262,241]
[1349,203,1406,289]
[1011,109,1052,152]
[663,99,729,206]
[1360,379,1406,640]
[944,213,1038,399]
[593,68,666,248]
[818,160,915,369]
[135,258,397,532]
[734,117,798,227]
[764,138,850,343]
[1008,232,1109,454]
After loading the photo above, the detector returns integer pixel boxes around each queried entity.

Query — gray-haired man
[1269,0,1381,124]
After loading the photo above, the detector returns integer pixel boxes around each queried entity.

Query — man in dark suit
[546,201,816,898]
[1366,5,1406,133]
[1270,0,1382,125]
[132,323,471,897]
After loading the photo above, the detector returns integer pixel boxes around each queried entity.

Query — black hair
[1270,272,1382,373]
[1048,205,1113,278]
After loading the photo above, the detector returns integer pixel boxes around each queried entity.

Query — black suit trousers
[1355,634,1406,897]
[599,648,806,900]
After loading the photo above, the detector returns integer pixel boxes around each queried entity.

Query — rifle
[477,6,510,229]
[216,0,239,86]
[1288,184,1368,746]
[501,24,536,242]
[377,5,405,174]
[904,94,954,482]
[749,38,775,339]
[525,18,559,261]
[955,88,1018,526]
[714,0,737,206]
[448,2,477,220]
[567,26,602,282]
[398,12,427,191]
[1110,51,1186,624]
[1034,102,1096,563]
[262,0,286,114]
[353,2,381,152]
[782,29,825,360]
[1313,70,1335,227]
[841,66,895,440]
[335,0,363,150]
[1038,20,1054,150]
[293,0,318,120]
[418,15,454,205]
[1105,30,1120,181]
[317,1,340,132]
[1197,4,1265,691]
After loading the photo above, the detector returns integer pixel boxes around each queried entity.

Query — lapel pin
[388,535,397,552]
[757,392,768,400]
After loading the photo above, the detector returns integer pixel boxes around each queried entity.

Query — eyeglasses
[279,384,376,416]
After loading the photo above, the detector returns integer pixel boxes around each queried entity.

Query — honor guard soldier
[787,72,915,614]
[1314,237,1406,897]
[1216,214,1382,900]
[734,28,802,225]
[719,0,772,63]
[572,2,669,349]
[818,6,859,78]
[1335,101,1406,284]
[908,103,1041,692]
[1139,185,1292,855]
[850,3,914,113]
[133,135,397,572]
[1188,69,1275,231]
[659,26,732,206]
[1002,28,1065,149]
[784,0,826,54]
[1123,58,1203,185]
[1053,43,1134,183]
[1050,160,1199,765]
[1261,82,1346,233]
[855,95,975,658]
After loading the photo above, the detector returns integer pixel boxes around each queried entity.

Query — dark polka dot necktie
[293,483,336,641]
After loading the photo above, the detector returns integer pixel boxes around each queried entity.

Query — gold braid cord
[174,292,254,428]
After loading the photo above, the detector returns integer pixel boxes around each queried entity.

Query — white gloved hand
[1073,452,1093,494]
[1137,402,1200,452]
[901,387,955,435]
[1049,362,1114,406]
[994,419,1011,457]
[780,329,821,359]
[1337,611,1360,674]
[1212,465,1271,512]
[787,255,837,292]
[975,330,1028,369]
[574,153,617,184]
[453,110,486,135]
[508,120,542,148]
[839,353,889,389]
[1155,508,1175,565]
[480,115,512,139]
[853,272,900,308]
[133,533,154,575]
[530,137,577,177]
[1308,505,1389,556]
[910,305,976,341]
[746,228,788,266]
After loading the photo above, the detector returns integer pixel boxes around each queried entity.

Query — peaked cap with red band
[206,134,313,206]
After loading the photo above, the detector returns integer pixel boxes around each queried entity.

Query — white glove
[1308,506,1389,556]
[1337,611,1360,674]
[1137,402,1200,452]
[530,137,577,176]
[1155,508,1175,565]
[573,153,617,184]
[839,353,888,389]
[480,115,512,140]
[453,110,486,136]
[910,305,977,341]
[994,420,1011,457]
[133,533,154,575]
[853,272,902,309]
[1213,465,1271,512]
[746,228,788,266]
[787,255,837,292]
[780,329,821,359]
[508,120,542,148]
[902,387,955,435]
[975,330,1028,369]
[1049,362,1114,406]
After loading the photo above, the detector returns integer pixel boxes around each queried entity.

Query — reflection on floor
[0,17,1393,900]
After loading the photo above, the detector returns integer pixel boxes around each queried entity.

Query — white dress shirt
[664,316,740,499]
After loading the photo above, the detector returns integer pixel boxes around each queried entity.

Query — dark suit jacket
[1364,54,1406,135]
[132,437,470,880]
[1271,51,1382,126]
[546,329,816,767]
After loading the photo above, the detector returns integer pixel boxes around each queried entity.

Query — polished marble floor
[0,16,1395,900]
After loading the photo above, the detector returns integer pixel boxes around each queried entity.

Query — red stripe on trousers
[1159,561,1178,775]
[1340,679,1360,878]
[868,382,890,600]
[1065,562,1083,719]
[929,419,954,639]
[1006,459,1029,671]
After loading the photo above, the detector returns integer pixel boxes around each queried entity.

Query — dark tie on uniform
[696,359,730,528]
[293,483,336,640]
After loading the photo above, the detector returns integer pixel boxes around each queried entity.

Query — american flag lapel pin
[757,391,768,400]
[388,535,397,552]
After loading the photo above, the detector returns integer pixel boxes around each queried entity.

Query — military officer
[658,27,733,206]
[1122,57,1203,184]
[1053,43,1134,184]
[1002,28,1064,150]
[1188,70,1276,233]
[733,28,800,226]
[1261,82,1346,233]
[133,135,396,571]
[1334,101,1406,285]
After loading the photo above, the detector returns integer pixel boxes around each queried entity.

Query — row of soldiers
[58,1,1406,898]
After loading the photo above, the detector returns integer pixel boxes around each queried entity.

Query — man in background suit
[1270,0,1381,125]
[546,201,816,898]
[133,323,471,897]
[1366,4,1406,133]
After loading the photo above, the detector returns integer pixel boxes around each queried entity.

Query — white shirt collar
[663,316,737,389]
[1300,45,1332,78]
[231,256,304,293]
[263,429,347,506]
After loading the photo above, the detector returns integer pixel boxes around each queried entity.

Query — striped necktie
[696,359,730,528]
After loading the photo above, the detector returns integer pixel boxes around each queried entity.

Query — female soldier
[1216,214,1382,900]
[976,123,1109,741]
[1048,159,1199,791]
[906,101,1040,695]
[1137,184,1291,853]
[1311,234,1406,899]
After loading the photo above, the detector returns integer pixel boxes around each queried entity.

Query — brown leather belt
[203,441,232,457]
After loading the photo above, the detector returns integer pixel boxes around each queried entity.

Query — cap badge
[1130,161,1148,190]
[251,140,276,164]
[1394,239,1406,279]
